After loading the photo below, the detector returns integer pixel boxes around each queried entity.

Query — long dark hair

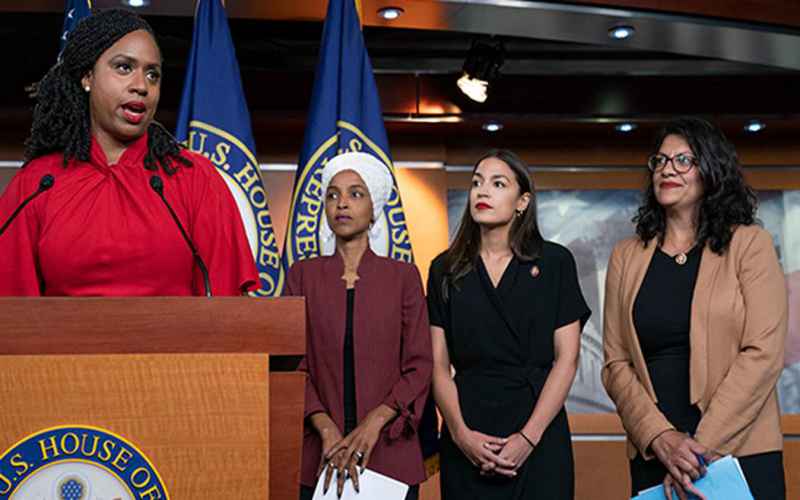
[633,117,758,254]
[444,149,544,295]
[24,8,190,175]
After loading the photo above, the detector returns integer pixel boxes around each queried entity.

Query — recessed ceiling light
[609,25,635,40]
[615,122,637,133]
[378,7,404,20]
[125,0,149,7]
[482,121,503,133]
[744,120,766,133]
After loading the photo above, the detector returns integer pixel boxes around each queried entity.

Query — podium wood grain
[270,372,305,500]
[0,297,305,355]
[0,297,307,500]
[0,353,269,498]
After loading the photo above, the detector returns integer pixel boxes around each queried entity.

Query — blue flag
[281,0,413,271]
[58,0,92,60]
[176,0,284,296]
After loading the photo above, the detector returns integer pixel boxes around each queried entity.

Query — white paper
[312,467,409,500]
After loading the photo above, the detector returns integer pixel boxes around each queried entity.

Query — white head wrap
[318,151,395,256]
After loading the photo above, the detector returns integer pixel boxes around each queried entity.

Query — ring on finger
[354,451,364,460]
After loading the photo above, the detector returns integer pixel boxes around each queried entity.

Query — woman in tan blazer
[602,117,787,500]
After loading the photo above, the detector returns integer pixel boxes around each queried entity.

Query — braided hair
[24,8,190,174]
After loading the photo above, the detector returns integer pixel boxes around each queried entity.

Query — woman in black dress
[428,149,590,499]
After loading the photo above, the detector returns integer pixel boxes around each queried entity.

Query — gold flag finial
[354,0,363,27]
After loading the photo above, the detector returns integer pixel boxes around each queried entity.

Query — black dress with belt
[630,246,785,499]
[427,242,591,500]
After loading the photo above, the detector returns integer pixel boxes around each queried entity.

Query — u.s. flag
[58,0,92,61]
[176,0,284,296]
[281,0,413,271]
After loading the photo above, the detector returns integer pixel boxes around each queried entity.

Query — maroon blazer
[286,248,433,487]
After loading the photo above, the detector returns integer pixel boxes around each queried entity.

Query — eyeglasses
[647,153,698,173]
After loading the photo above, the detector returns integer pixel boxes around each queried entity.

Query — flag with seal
[281,0,413,270]
[176,0,284,296]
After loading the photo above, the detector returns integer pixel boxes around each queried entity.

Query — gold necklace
[666,240,695,265]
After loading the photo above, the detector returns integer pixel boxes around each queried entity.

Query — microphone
[149,175,212,297]
[0,174,55,237]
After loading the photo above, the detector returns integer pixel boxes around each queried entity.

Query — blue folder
[631,456,754,500]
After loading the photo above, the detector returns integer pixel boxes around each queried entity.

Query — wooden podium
[0,297,306,499]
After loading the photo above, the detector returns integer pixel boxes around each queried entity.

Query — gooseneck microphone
[0,174,55,237]
[149,175,212,297]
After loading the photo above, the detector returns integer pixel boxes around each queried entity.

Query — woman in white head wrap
[285,152,433,500]
[318,151,394,257]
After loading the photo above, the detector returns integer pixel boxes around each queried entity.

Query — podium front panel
[0,353,269,498]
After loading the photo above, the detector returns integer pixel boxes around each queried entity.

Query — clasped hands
[454,427,537,478]
[651,430,722,500]
[315,410,389,498]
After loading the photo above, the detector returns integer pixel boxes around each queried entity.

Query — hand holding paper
[312,467,409,500]
[631,456,754,500]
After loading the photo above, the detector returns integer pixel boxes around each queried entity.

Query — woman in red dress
[0,9,257,296]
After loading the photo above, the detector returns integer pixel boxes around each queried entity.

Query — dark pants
[630,451,785,500]
[300,483,419,500]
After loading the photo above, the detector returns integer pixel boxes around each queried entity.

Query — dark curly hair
[24,8,190,174]
[633,117,758,254]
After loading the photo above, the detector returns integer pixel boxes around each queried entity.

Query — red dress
[0,133,258,296]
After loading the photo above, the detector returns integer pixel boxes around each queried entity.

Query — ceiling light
[609,25,635,40]
[482,121,503,132]
[125,0,149,6]
[615,122,637,133]
[744,120,766,133]
[384,114,463,124]
[457,74,488,103]
[377,7,404,20]
[457,39,505,103]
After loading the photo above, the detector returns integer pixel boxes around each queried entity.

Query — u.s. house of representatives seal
[0,426,168,500]
[184,120,284,296]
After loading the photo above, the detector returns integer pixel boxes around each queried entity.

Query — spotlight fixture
[608,25,635,40]
[744,120,766,133]
[457,39,505,103]
[482,121,503,133]
[615,122,637,133]
[377,7,404,20]
[125,0,149,6]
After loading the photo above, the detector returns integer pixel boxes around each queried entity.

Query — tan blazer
[602,225,787,460]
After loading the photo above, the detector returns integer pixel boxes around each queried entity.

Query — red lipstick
[121,101,146,124]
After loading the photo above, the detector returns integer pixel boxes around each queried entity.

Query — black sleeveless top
[633,245,703,433]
